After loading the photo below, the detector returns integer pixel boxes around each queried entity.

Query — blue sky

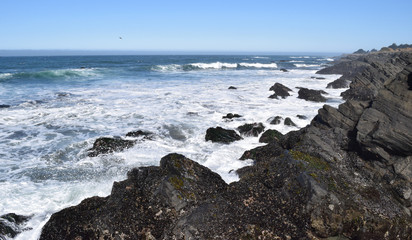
[1,0,411,53]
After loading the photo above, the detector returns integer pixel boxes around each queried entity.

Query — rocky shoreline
[4,51,412,239]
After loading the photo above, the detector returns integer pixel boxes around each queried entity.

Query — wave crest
[153,62,278,71]
[0,68,100,81]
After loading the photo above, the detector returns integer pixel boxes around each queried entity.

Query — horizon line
[0,49,346,57]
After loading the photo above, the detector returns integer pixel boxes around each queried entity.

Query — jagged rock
[40,153,227,240]
[269,116,283,125]
[222,113,242,119]
[356,64,412,161]
[268,83,292,99]
[228,86,237,90]
[259,129,283,143]
[284,117,297,127]
[0,213,31,239]
[0,104,10,108]
[297,88,327,102]
[326,78,350,89]
[237,123,265,137]
[296,115,307,120]
[125,130,154,140]
[205,127,242,143]
[88,137,136,157]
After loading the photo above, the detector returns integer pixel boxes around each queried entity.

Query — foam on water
[0,55,344,239]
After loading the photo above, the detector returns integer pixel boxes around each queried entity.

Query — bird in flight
[119,37,123,40]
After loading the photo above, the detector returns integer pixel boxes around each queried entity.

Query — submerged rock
[222,113,242,119]
[0,104,10,108]
[268,83,292,99]
[284,117,297,127]
[228,86,237,90]
[237,123,265,137]
[280,68,288,72]
[269,116,283,125]
[125,130,154,140]
[296,114,307,120]
[88,137,136,157]
[0,213,31,239]
[297,88,327,102]
[205,127,242,143]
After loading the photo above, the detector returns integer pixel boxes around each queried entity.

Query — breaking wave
[0,68,100,81]
[152,62,278,71]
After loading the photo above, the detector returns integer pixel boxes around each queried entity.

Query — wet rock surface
[205,127,242,143]
[237,122,265,137]
[41,52,412,239]
[88,137,136,157]
[0,213,31,239]
[297,88,327,102]
[268,82,292,99]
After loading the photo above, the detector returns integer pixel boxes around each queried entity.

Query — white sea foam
[190,62,237,69]
[0,73,13,79]
[253,56,269,59]
[238,62,278,68]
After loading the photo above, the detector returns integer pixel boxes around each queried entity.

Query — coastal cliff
[39,52,412,239]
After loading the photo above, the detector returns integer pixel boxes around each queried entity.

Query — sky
[1,0,411,54]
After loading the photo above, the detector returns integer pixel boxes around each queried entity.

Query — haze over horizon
[1,0,411,55]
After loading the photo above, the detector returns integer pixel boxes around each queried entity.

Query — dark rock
[356,64,412,161]
[0,213,31,239]
[228,86,237,90]
[269,116,283,125]
[297,88,327,102]
[280,68,288,72]
[239,142,284,162]
[268,83,292,99]
[311,76,326,80]
[279,60,288,62]
[40,153,227,240]
[326,78,350,89]
[88,137,136,157]
[205,127,242,143]
[222,113,242,119]
[125,130,154,140]
[0,104,10,108]
[237,123,265,137]
[259,129,283,143]
[296,115,307,120]
[284,117,297,127]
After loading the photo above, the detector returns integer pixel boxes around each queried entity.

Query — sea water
[0,55,343,239]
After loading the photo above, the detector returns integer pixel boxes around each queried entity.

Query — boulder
[326,78,350,89]
[259,129,283,143]
[205,127,242,143]
[297,88,327,102]
[88,137,136,157]
[237,123,265,137]
[40,154,227,240]
[268,83,292,99]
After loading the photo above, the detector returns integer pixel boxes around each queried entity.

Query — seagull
[119,37,123,40]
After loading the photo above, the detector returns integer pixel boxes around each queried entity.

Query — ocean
[0,55,343,239]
